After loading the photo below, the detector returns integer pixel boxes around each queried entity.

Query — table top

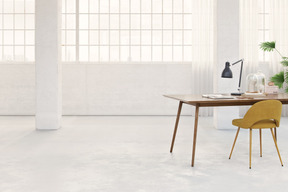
[164,93,288,107]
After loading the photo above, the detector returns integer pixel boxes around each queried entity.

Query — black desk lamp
[221,59,244,96]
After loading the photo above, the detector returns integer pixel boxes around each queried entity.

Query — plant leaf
[282,57,288,60]
[281,60,288,66]
[270,71,284,88]
[285,86,288,93]
[259,41,276,52]
[285,72,288,84]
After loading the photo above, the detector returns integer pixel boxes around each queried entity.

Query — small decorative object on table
[265,81,279,94]
[245,71,266,95]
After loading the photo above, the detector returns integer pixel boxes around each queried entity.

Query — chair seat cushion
[232,118,277,129]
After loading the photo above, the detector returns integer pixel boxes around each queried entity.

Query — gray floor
[1,116,288,192]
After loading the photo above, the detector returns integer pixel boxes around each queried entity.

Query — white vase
[245,71,266,94]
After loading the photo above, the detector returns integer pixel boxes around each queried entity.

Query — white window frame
[258,0,270,63]
[62,0,202,64]
[0,0,35,63]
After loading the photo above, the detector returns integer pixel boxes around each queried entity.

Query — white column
[35,0,62,130]
[214,0,240,129]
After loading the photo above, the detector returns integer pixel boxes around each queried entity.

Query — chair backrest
[241,100,282,128]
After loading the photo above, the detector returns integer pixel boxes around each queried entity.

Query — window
[258,0,271,62]
[0,0,35,62]
[62,0,202,63]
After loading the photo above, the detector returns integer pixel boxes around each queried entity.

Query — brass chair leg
[274,127,277,141]
[249,129,252,169]
[270,128,283,166]
[229,127,240,159]
[259,129,262,157]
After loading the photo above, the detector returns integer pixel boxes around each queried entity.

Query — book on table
[202,94,235,99]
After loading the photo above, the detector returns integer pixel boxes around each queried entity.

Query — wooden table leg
[170,101,183,153]
[191,104,200,167]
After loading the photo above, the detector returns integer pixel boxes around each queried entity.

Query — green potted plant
[260,41,288,92]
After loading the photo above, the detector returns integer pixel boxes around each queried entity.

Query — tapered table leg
[170,101,183,153]
[191,104,200,167]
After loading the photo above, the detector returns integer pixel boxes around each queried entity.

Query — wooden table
[164,93,288,167]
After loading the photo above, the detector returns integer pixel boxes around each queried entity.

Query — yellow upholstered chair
[229,100,283,169]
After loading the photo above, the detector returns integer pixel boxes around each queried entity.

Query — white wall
[0,64,195,115]
[62,64,195,115]
[214,0,240,129]
[216,0,240,93]
[0,64,35,115]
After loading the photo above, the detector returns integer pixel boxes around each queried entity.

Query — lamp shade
[221,62,233,78]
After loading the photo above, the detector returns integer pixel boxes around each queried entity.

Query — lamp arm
[238,60,243,93]
[231,59,244,66]
[232,59,244,93]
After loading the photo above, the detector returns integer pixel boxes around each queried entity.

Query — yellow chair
[229,100,283,169]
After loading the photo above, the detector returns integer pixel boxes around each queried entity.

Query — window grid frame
[118,0,121,61]
[0,0,35,63]
[140,0,142,61]
[258,0,270,62]
[62,0,203,63]
[171,0,174,61]
[161,0,163,61]
[1,0,3,60]
[128,0,131,61]
[76,0,79,61]
[151,0,153,61]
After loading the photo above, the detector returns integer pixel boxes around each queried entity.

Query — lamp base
[231,92,243,96]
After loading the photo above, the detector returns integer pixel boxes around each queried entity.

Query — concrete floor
[0,116,288,192]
